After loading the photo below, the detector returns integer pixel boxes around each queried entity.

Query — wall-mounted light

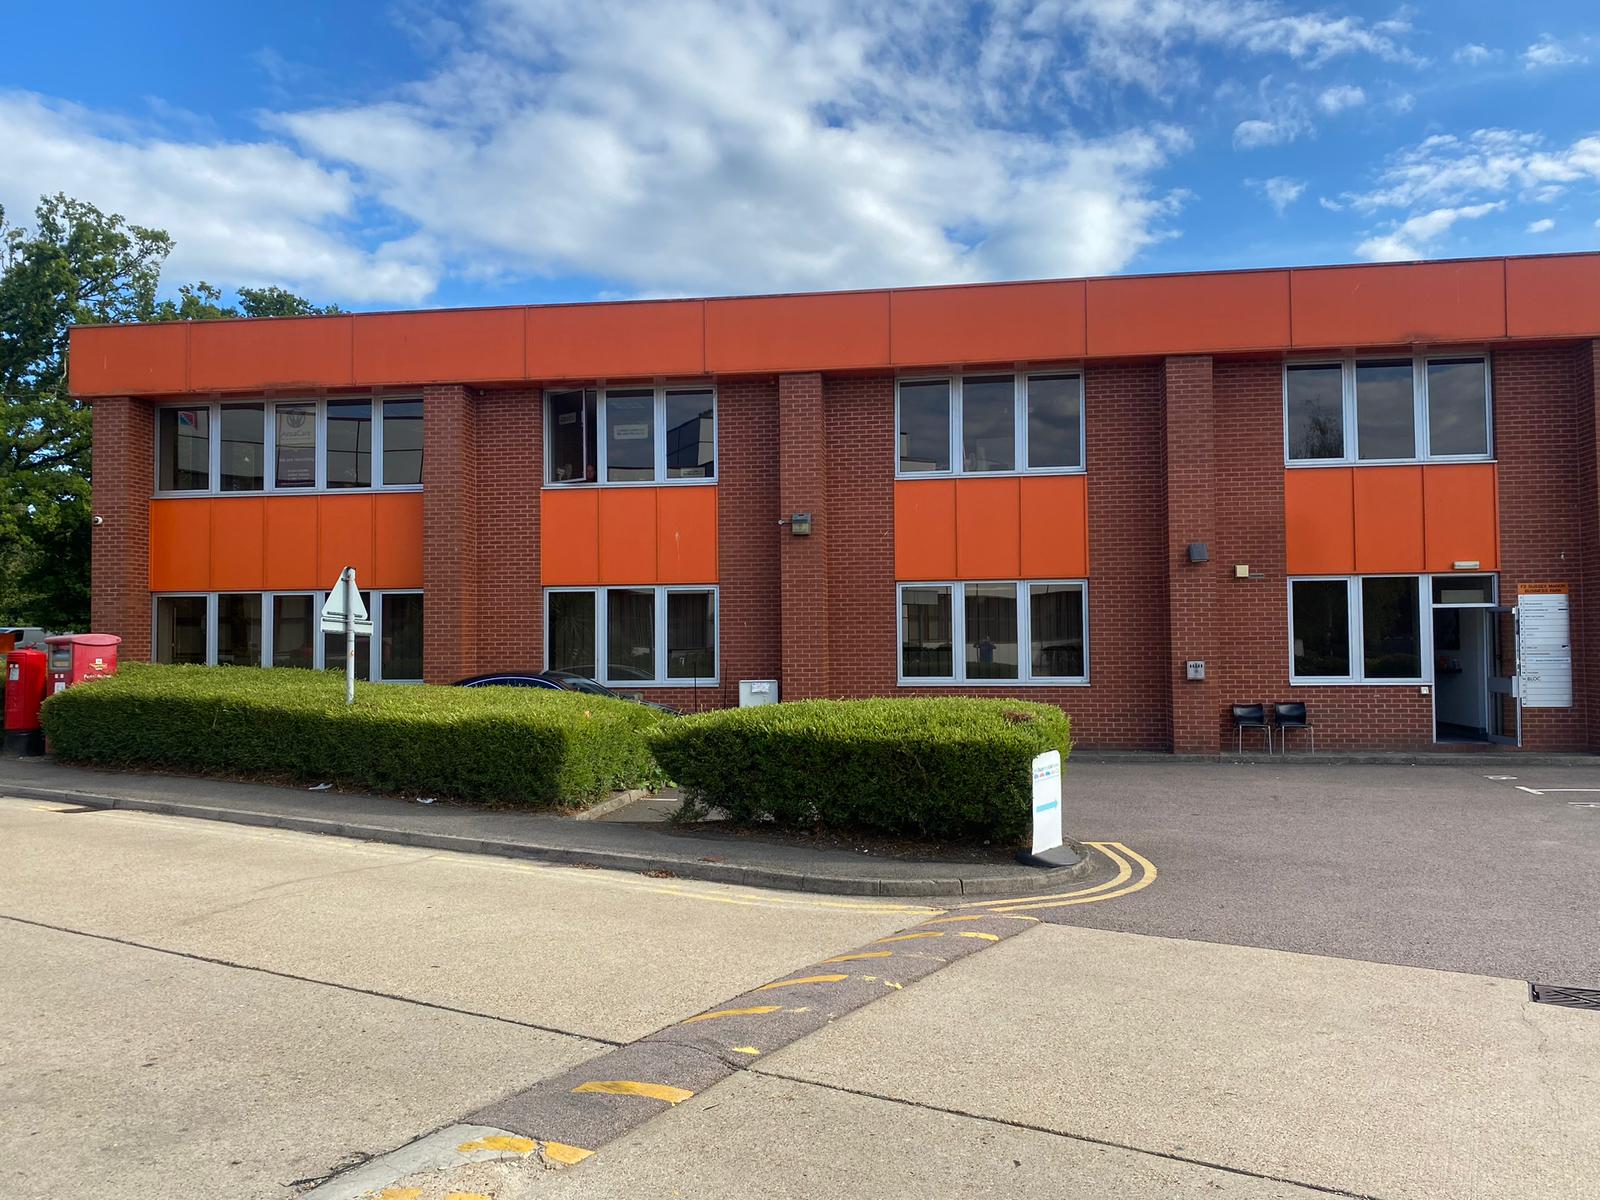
[779,512,813,536]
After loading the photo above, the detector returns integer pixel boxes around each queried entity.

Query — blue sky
[2,1,1597,311]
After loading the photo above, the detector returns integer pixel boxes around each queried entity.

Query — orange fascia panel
[209,498,267,591]
[1505,255,1600,338]
[72,323,187,397]
[955,477,1021,579]
[528,300,704,380]
[373,492,425,588]
[1423,464,1499,573]
[352,308,525,385]
[894,479,957,580]
[314,494,377,587]
[656,487,718,583]
[1086,271,1289,358]
[1291,260,1505,348]
[598,488,659,584]
[705,291,890,373]
[1284,468,1355,575]
[540,488,601,585]
[1352,467,1424,573]
[1019,475,1089,578]
[190,316,354,393]
[262,497,320,589]
[149,500,212,591]
[891,281,1085,367]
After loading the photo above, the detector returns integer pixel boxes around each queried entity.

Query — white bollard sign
[1030,750,1063,856]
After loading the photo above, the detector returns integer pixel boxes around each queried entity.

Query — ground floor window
[1289,575,1428,683]
[152,590,424,681]
[898,580,1088,684]
[546,586,717,686]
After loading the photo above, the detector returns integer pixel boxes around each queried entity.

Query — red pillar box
[4,648,48,756]
[44,633,122,697]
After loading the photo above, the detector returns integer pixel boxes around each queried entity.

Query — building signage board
[1517,584,1571,709]
[1030,750,1063,856]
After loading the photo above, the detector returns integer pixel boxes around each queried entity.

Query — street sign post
[320,568,370,705]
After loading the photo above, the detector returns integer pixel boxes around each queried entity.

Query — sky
[2,1,1597,311]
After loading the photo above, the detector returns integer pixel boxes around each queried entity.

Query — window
[274,403,318,488]
[382,400,424,486]
[1289,576,1426,682]
[665,389,715,479]
[897,373,1083,477]
[154,595,207,664]
[323,589,372,682]
[546,385,715,485]
[605,390,655,483]
[326,400,373,488]
[899,581,1088,684]
[1362,577,1421,679]
[1285,356,1490,465]
[271,595,316,669]
[157,408,211,491]
[216,594,262,666]
[545,587,718,685]
[548,389,597,483]
[378,592,424,681]
[1432,575,1496,606]
[219,405,265,491]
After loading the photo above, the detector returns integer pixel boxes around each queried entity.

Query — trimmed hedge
[40,662,667,807]
[646,697,1070,842]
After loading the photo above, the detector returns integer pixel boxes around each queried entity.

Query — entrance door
[1486,605,1521,746]
[1433,607,1491,742]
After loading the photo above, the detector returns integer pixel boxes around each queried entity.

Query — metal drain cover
[1529,983,1600,1011]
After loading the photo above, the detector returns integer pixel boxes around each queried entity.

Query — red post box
[44,633,122,697]
[4,648,49,756]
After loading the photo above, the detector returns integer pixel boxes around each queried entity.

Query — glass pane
[606,588,655,681]
[155,596,208,664]
[274,403,317,488]
[1355,360,1415,460]
[1363,577,1421,678]
[901,586,952,677]
[219,405,264,491]
[547,591,597,677]
[1030,584,1085,678]
[665,390,714,479]
[961,376,1015,472]
[666,591,716,679]
[606,390,655,482]
[964,583,1019,680]
[380,593,424,680]
[215,594,262,666]
[272,595,316,669]
[326,400,372,488]
[1432,575,1494,605]
[1286,365,1344,460]
[548,389,596,483]
[323,590,371,681]
[898,381,950,473]
[1427,358,1489,456]
[1028,375,1082,469]
[381,400,423,486]
[1291,580,1350,677]
[157,408,210,491]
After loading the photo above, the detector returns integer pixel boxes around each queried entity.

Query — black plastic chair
[1230,704,1273,754]
[1273,703,1315,754]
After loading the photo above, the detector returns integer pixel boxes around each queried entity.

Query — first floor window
[900,581,1088,684]
[898,372,1084,477]
[275,403,317,488]
[326,400,373,487]
[1290,576,1424,682]
[220,405,265,491]
[154,596,208,664]
[382,399,424,486]
[546,587,717,685]
[157,407,211,491]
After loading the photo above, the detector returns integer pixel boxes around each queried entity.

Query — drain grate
[1529,983,1600,1011]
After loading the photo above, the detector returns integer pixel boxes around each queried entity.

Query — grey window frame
[894,372,1086,480]
[1286,575,1431,685]
[543,585,720,686]
[1283,355,1493,467]
[542,384,718,487]
[895,579,1089,686]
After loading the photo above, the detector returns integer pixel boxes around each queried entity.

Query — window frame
[1286,574,1431,686]
[543,584,720,687]
[152,396,425,497]
[895,579,1090,686]
[1283,354,1493,467]
[894,372,1086,480]
[542,383,718,488]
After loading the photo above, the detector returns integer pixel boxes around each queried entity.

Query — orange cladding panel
[1352,467,1424,573]
[599,488,659,584]
[149,500,211,591]
[1291,260,1505,347]
[1086,271,1289,357]
[373,492,424,588]
[352,308,525,385]
[314,494,376,586]
[1505,255,1600,338]
[72,323,187,396]
[1284,468,1355,574]
[209,498,266,590]
[955,477,1021,579]
[891,282,1085,366]
[540,489,600,586]
[705,291,890,373]
[190,317,354,392]
[894,480,957,580]
[656,487,718,583]
[1423,464,1498,572]
[263,497,319,589]
[528,300,704,379]
[1019,475,1089,578]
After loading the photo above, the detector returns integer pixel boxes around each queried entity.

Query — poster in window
[277,409,316,486]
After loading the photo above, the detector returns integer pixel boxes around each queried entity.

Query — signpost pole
[344,567,356,706]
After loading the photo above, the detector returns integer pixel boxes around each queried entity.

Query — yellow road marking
[820,950,892,963]
[374,1190,421,1200]
[456,1134,536,1154]
[957,931,1000,941]
[965,841,1133,909]
[573,1080,695,1104]
[731,1046,761,1056]
[542,1142,595,1165]
[446,1193,493,1200]
[681,1004,782,1024]
[755,974,849,991]
[872,931,945,944]
[920,914,988,925]
[988,844,1158,913]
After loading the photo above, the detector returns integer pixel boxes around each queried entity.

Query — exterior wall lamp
[779,512,813,536]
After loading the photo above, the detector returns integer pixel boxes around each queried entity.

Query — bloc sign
[1030,750,1064,856]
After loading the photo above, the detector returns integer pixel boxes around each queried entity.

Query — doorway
[1433,607,1490,742]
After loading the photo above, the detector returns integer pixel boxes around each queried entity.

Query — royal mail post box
[44,633,121,696]
[4,648,48,755]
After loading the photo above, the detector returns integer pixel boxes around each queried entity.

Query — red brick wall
[422,384,476,684]
[1578,341,1600,747]
[778,373,831,698]
[90,396,153,659]
[1163,356,1219,752]
[473,388,540,677]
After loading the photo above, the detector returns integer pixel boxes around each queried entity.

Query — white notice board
[1518,586,1572,709]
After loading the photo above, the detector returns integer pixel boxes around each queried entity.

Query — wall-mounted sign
[612,423,650,440]
[1518,587,1572,709]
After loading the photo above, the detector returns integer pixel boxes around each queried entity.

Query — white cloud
[1526,218,1555,234]
[1253,176,1306,213]
[1357,202,1505,261]
[1343,129,1600,212]
[1317,84,1366,114]
[1453,43,1494,65]
[1524,35,1586,69]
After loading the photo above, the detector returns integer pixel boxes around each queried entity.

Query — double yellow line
[963,840,1157,913]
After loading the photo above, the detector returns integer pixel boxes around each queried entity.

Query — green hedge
[40,662,666,807]
[646,697,1070,842]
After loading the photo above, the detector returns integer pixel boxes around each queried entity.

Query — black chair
[1231,704,1272,754]
[1273,703,1315,754]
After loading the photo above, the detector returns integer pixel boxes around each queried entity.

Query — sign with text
[1030,750,1063,856]
[1519,591,1572,709]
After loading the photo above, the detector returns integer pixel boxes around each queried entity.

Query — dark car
[453,669,681,715]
